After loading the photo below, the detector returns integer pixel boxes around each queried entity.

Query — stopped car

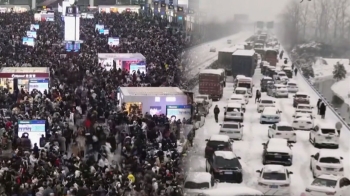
[184,172,216,193]
[262,138,293,166]
[257,98,276,113]
[275,75,289,85]
[256,165,292,195]
[194,94,212,109]
[304,175,350,196]
[260,107,282,124]
[260,76,274,92]
[293,92,310,107]
[292,112,314,130]
[205,151,243,183]
[188,185,263,196]
[310,150,344,178]
[267,84,288,98]
[309,122,339,148]
[223,103,244,122]
[294,104,314,117]
[227,39,232,44]
[233,87,249,104]
[268,122,297,143]
[273,71,287,80]
[205,135,233,159]
[283,67,293,78]
[219,122,244,140]
[287,80,298,93]
[228,94,246,112]
[210,47,216,52]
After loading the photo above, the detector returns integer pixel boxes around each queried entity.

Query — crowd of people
[0,9,199,196]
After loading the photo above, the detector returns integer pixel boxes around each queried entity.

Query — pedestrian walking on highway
[187,130,194,147]
[255,89,261,103]
[319,102,326,119]
[214,105,220,123]
[317,99,322,115]
[294,68,298,76]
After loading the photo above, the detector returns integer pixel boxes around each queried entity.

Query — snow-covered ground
[331,78,350,106]
[313,57,350,82]
[185,36,350,195]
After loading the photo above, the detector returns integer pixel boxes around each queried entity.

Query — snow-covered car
[233,87,249,104]
[293,92,310,107]
[304,175,350,196]
[184,172,215,193]
[194,94,212,108]
[268,122,297,143]
[204,135,233,159]
[274,71,287,80]
[267,84,288,98]
[287,80,298,93]
[260,107,282,124]
[223,103,244,122]
[257,98,276,113]
[292,112,314,130]
[309,122,339,148]
[210,47,216,52]
[219,122,244,140]
[227,94,246,112]
[206,151,243,183]
[227,39,232,44]
[294,104,314,117]
[262,138,293,166]
[310,150,344,178]
[256,165,292,195]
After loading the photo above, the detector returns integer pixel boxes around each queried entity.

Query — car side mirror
[256,170,261,173]
[268,126,272,128]
[289,171,293,174]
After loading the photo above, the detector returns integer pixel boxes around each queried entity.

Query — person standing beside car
[213,105,220,123]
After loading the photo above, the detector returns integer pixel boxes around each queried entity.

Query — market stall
[98,53,146,73]
[0,67,50,93]
[118,87,192,121]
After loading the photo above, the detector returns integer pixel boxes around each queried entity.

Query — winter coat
[213,107,220,115]
[317,99,322,109]
[319,102,326,116]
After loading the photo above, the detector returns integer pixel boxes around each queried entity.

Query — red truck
[198,69,225,101]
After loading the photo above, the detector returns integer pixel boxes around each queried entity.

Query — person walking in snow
[317,99,322,115]
[319,102,327,119]
[294,68,298,76]
[255,89,261,103]
[213,105,220,123]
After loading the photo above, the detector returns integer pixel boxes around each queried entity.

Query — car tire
[313,138,318,148]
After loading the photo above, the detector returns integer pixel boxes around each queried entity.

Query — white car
[184,172,215,193]
[234,87,249,104]
[256,165,292,195]
[219,122,244,140]
[194,94,212,108]
[304,175,350,196]
[268,84,289,98]
[309,122,339,148]
[223,103,244,122]
[287,80,298,93]
[260,107,282,124]
[292,112,314,130]
[257,98,276,113]
[295,104,314,117]
[268,122,297,143]
[228,94,246,112]
[310,150,344,178]
[210,47,216,52]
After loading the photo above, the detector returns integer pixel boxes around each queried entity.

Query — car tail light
[280,184,290,187]
[293,121,298,123]
[340,168,344,171]
[326,192,336,195]
[258,182,268,186]
[305,188,311,192]
[316,166,321,170]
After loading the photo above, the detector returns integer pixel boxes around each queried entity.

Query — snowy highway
[185,33,350,195]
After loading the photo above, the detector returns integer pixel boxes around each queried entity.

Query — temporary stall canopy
[98,53,145,61]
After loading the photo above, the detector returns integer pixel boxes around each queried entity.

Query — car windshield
[311,178,337,188]
[226,107,240,112]
[321,129,336,134]
[222,124,239,129]
[278,73,286,76]
[277,126,293,131]
[238,83,251,89]
[184,181,210,189]
[298,106,311,110]
[296,94,307,98]
[215,157,240,168]
[207,141,229,149]
[261,100,273,104]
[262,172,286,180]
[319,157,341,164]
[235,90,246,94]
[196,96,207,100]
[288,83,297,86]
[230,98,242,101]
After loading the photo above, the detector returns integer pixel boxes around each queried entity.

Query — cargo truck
[231,50,256,77]
[198,69,225,101]
[218,48,237,75]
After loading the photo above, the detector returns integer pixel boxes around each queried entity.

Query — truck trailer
[198,69,225,101]
[218,47,237,75]
[231,50,256,77]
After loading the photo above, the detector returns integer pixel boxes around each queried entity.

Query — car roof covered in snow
[276,121,291,127]
[235,87,248,91]
[262,107,279,115]
[236,75,246,79]
[318,150,342,158]
[316,174,342,181]
[222,121,241,125]
[200,69,224,75]
[185,172,212,183]
[297,103,312,107]
[226,102,242,108]
[262,165,286,173]
[287,80,297,84]
[209,135,229,142]
[277,71,286,74]
[194,185,263,196]
[214,151,236,159]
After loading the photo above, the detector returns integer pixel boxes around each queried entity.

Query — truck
[218,48,237,75]
[231,50,256,77]
[198,69,225,101]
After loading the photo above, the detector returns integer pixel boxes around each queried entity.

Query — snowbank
[331,77,350,106]
[313,57,350,83]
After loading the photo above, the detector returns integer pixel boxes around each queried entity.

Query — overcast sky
[199,0,291,22]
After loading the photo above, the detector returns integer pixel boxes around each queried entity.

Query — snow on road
[185,37,350,196]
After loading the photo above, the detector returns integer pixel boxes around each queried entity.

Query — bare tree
[299,2,310,40]
[281,1,302,45]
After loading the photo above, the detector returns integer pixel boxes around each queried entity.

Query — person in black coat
[213,105,220,123]
[317,99,322,115]
[255,89,261,103]
[319,102,326,119]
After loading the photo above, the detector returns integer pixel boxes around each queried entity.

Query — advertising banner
[160,1,166,15]
[28,79,49,93]
[154,1,159,14]
[26,31,37,39]
[18,120,46,147]
[122,60,146,72]
[22,37,35,47]
[130,64,146,74]
[108,37,120,46]
[166,105,191,121]
[150,106,162,115]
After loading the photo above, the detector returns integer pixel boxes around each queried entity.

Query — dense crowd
[0,10,195,196]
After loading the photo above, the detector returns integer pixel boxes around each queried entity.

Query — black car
[262,138,293,166]
[204,135,233,159]
[205,151,242,183]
